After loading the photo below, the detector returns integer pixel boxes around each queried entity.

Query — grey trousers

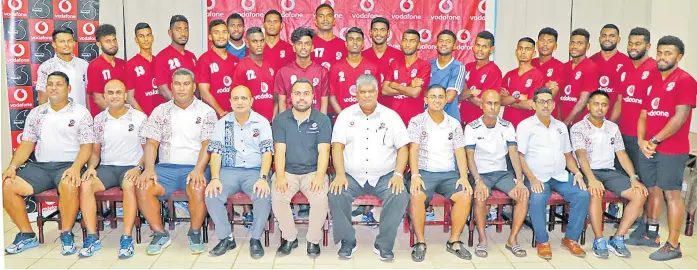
[205,167,272,240]
[328,172,409,251]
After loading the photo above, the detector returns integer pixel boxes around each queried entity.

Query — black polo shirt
[272,108,332,175]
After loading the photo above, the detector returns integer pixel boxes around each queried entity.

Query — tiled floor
[3,209,697,269]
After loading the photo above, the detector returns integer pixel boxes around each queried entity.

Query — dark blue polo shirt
[272,108,332,174]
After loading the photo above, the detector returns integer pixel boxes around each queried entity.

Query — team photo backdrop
[206,0,487,63]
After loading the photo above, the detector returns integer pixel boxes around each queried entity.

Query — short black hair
[208,19,226,32]
[291,27,315,43]
[571,28,590,43]
[264,10,282,23]
[426,84,446,95]
[588,90,610,102]
[533,87,553,102]
[403,29,420,39]
[95,24,116,42]
[518,37,535,46]
[437,29,456,41]
[629,27,651,44]
[315,3,333,14]
[657,35,685,55]
[169,15,189,29]
[48,71,70,85]
[370,17,390,30]
[477,30,495,46]
[134,22,151,35]
[538,27,558,42]
[601,23,620,35]
[345,27,364,39]
[246,26,263,37]
[292,78,314,93]
[226,13,244,26]
[51,27,74,41]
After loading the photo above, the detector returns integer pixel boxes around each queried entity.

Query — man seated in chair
[2,71,94,255]
[135,68,217,255]
[406,85,473,262]
[271,78,331,258]
[328,74,410,261]
[79,79,147,259]
[465,90,530,258]
[204,85,273,258]
[517,87,590,260]
[570,90,648,258]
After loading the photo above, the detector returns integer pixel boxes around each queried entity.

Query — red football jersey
[644,67,697,155]
[86,55,126,116]
[329,58,379,110]
[312,36,347,71]
[384,57,431,125]
[154,45,197,87]
[274,61,329,110]
[532,57,565,89]
[362,46,403,84]
[459,61,503,124]
[502,68,546,127]
[195,50,240,113]
[559,57,599,123]
[590,52,633,119]
[619,58,659,136]
[125,54,164,116]
[264,40,295,72]
[231,57,276,121]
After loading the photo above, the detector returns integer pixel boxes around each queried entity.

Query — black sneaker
[209,238,236,257]
[625,232,661,248]
[338,239,357,259]
[276,238,298,256]
[372,244,394,261]
[307,242,321,258]
[249,239,264,259]
[649,242,682,261]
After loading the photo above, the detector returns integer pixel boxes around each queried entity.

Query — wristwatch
[136,165,144,172]
[260,174,268,180]
[630,175,640,182]
[650,137,661,145]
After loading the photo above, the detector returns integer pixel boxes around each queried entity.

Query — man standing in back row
[196,20,240,118]
[154,15,197,101]
[263,10,295,72]
[532,27,565,97]
[86,24,125,116]
[312,4,347,71]
[125,23,164,115]
[459,31,502,125]
[589,24,633,123]
[329,27,379,116]
[232,27,277,121]
[559,28,599,126]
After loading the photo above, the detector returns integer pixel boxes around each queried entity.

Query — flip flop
[475,244,488,258]
[505,243,527,257]
[411,242,427,262]
[446,240,472,260]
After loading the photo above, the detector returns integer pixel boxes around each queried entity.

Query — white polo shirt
[22,99,95,162]
[464,116,517,174]
[141,98,217,165]
[570,114,625,170]
[94,107,147,166]
[332,103,411,187]
[36,55,89,106]
[517,115,572,182]
[407,111,466,172]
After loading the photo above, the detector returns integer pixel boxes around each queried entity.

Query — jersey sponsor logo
[623,85,641,104]
[560,85,577,102]
[651,97,660,110]
[626,85,635,96]
[145,78,159,97]
[647,97,669,117]
[641,71,649,80]
[255,82,273,100]
[261,82,269,93]
[253,128,260,137]
[575,71,581,80]
[667,82,675,91]
[525,79,532,88]
[599,76,609,87]
[216,76,233,94]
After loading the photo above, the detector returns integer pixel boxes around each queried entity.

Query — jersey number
[134,66,145,77]
[102,70,111,80]
[168,58,181,70]
[339,71,345,82]
[246,70,257,80]
[209,63,219,73]
[314,48,325,58]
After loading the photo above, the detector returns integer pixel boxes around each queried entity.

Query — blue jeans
[527,175,590,243]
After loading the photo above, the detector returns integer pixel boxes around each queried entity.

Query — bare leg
[58,180,80,232]
[121,180,137,236]
[186,183,206,230]
[646,187,664,224]
[2,177,35,233]
[449,192,472,243]
[507,193,528,245]
[409,193,427,242]
[616,190,646,236]
[79,179,106,234]
[135,181,165,232]
[588,196,604,239]
[664,190,684,246]
[474,200,488,245]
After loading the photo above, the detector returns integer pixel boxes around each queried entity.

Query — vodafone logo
[207,0,216,10]
[599,76,609,87]
[626,85,635,96]
[667,82,675,91]
[349,85,357,96]
[16,132,23,144]
[320,0,335,7]
[240,0,255,11]
[564,85,572,95]
[280,0,295,11]
[83,22,95,36]
[11,43,25,57]
[223,76,232,87]
[360,0,375,12]
[419,29,432,43]
[457,29,471,43]
[439,0,454,13]
[58,0,72,13]
[261,82,269,93]
[651,97,660,110]
[151,78,157,89]
[339,27,349,41]
[35,21,49,35]
[478,0,486,13]
[400,0,414,13]
[14,88,28,102]
[8,0,22,10]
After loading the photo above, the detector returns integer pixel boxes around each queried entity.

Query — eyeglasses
[427,95,446,100]
[536,99,554,106]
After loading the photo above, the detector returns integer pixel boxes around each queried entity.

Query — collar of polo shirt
[287,107,320,122]
[47,97,76,113]
[582,113,608,129]
[229,110,262,127]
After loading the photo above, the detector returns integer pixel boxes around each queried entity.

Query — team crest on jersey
[379,122,386,130]
[364,70,371,75]
[68,119,75,127]
[480,74,487,84]
[512,91,521,99]
[290,75,297,84]
[269,68,275,76]
[349,121,355,127]
[312,78,320,86]
[557,128,563,135]
[336,52,342,60]
[411,69,418,78]
[616,64,623,72]
[280,50,286,58]
[465,71,470,81]
[575,71,582,80]
[547,68,554,77]
[610,137,615,145]
[128,124,134,132]
[467,119,482,128]
[253,128,260,137]
[448,132,453,140]
[642,71,649,80]
[525,79,532,87]
[667,82,675,91]
[195,117,202,124]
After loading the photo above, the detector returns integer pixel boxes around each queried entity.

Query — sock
[647,223,659,238]
[22,232,36,238]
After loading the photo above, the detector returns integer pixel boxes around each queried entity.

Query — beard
[657,61,675,72]
[102,47,118,56]
[372,38,386,46]
[230,33,243,42]
[293,104,311,112]
[438,49,452,57]
[629,49,647,60]
[600,43,617,51]
[173,38,188,46]
[213,41,227,49]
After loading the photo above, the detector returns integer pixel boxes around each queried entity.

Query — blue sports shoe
[146,231,171,255]
[60,231,77,255]
[592,238,609,258]
[425,209,436,222]
[608,235,631,258]
[78,234,102,257]
[5,233,39,254]
[118,235,135,259]
[243,212,254,231]
[362,211,378,229]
